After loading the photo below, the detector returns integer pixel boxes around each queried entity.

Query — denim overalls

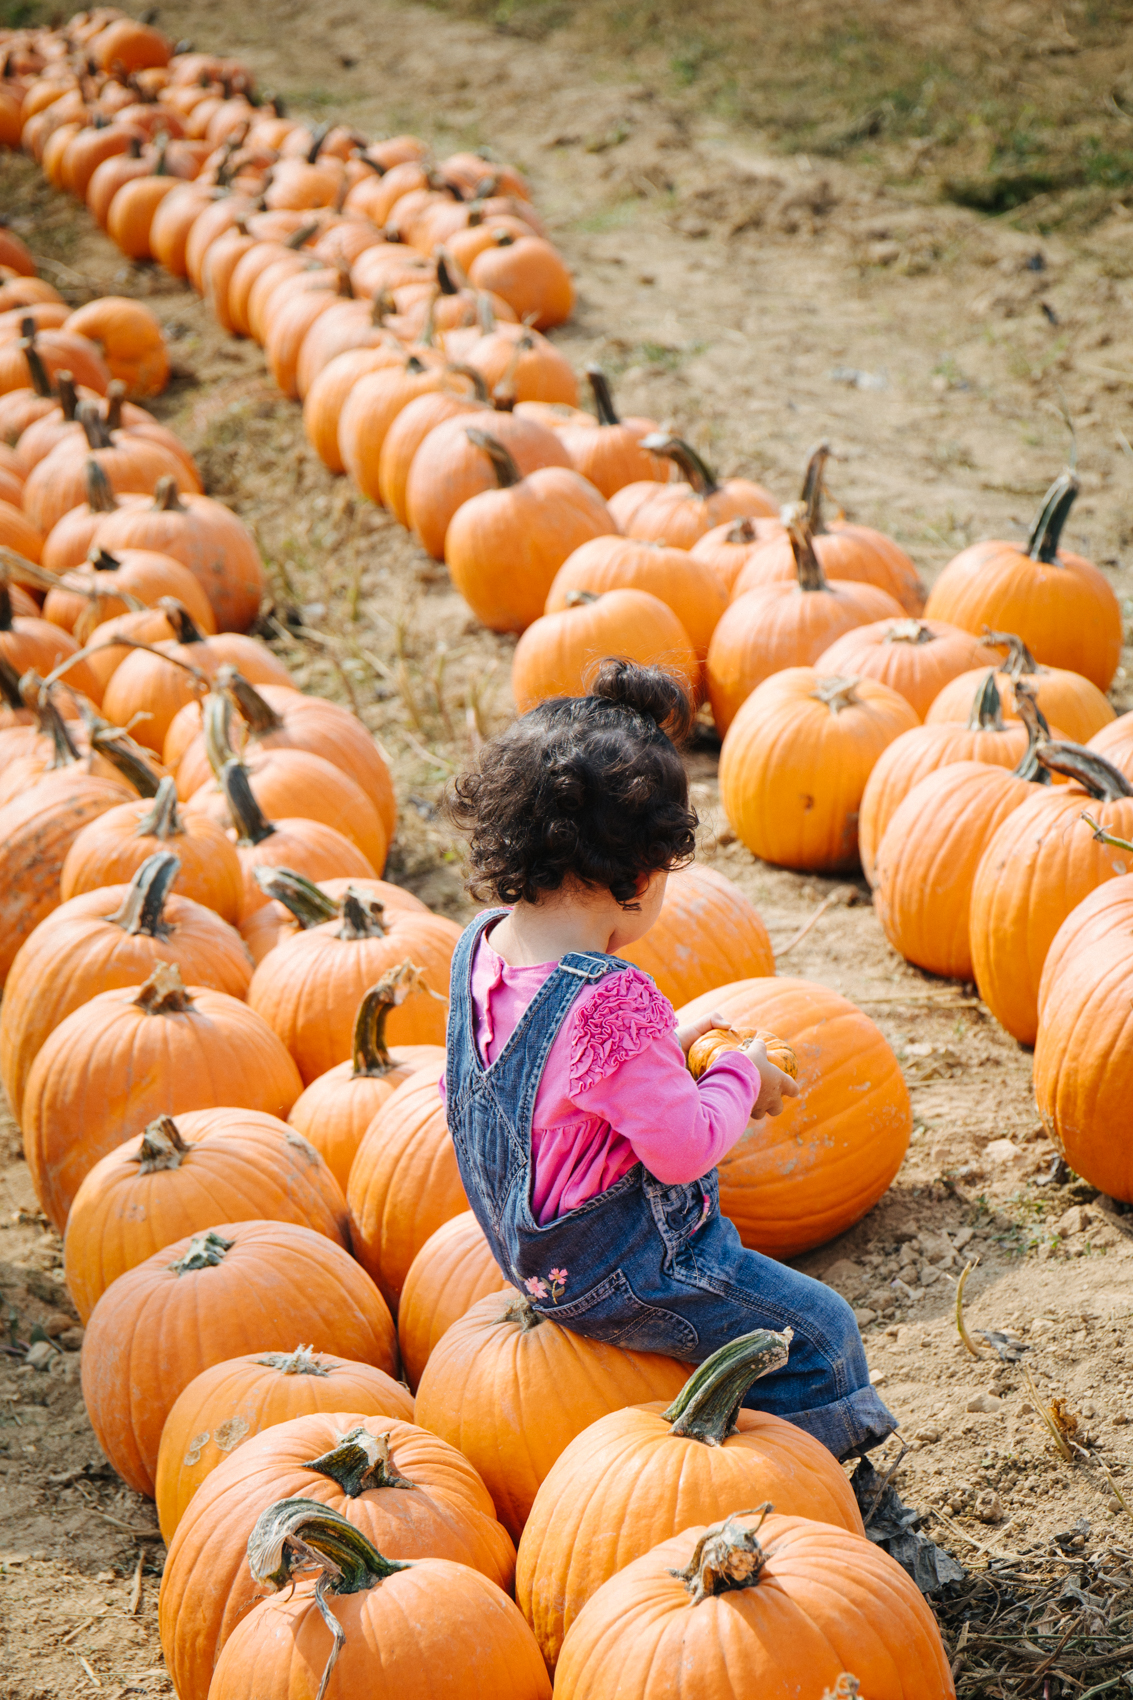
[445,910,896,1460]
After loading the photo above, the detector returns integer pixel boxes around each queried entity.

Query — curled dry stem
[1023,1364,1074,1463]
[955,1258,984,1359]
[1081,811,1133,857]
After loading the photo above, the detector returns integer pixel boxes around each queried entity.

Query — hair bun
[589,659,694,745]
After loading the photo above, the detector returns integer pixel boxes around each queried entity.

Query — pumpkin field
[1,2,1133,1697]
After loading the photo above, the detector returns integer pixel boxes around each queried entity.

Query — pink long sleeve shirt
[442,923,761,1225]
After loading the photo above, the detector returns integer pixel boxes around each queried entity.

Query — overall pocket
[645,1171,719,1251]
[549,1268,699,1355]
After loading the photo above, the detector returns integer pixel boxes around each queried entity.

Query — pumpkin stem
[170,1228,234,1274]
[490,331,532,412]
[783,505,827,592]
[983,629,1038,677]
[157,597,205,644]
[248,1497,410,1594]
[133,958,193,1014]
[104,379,126,433]
[303,1424,417,1498]
[89,721,163,797]
[810,674,861,713]
[504,1294,544,1332]
[252,863,343,926]
[884,619,934,647]
[671,1507,773,1604]
[351,961,428,1076]
[339,888,389,940]
[799,440,831,534]
[78,399,112,452]
[1026,471,1078,565]
[563,589,600,607]
[57,370,79,422]
[0,650,21,710]
[21,334,53,398]
[1035,742,1133,800]
[88,547,121,573]
[134,1114,191,1173]
[1010,680,1055,785]
[221,759,277,847]
[255,1344,331,1376]
[135,775,185,838]
[285,219,321,251]
[1080,811,1133,856]
[153,475,186,513]
[966,669,1005,732]
[662,1330,794,1445]
[204,691,239,779]
[465,427,521,489]
[85,457,119,513]
[639,433,720,497]
[444,360,490,403]
[305,120,331,164]
[724,517,757,545]
[218,665,283,734]
[586,365,620,427]
[109,851,181,936]
[23,674,83,766]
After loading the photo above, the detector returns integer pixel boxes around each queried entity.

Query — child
[443,658,896,1460]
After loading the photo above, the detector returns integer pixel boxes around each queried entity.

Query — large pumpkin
[553,1509,954,1699]
[81,1219,397,1498]
[42,544,216,638]
[545,533,728,668]
[924,471,1122,690]
[555,367,670,498]
[405,406,571,562]
[512,588,699,715]
[200,1500,549,1700]
[516,1331,865,1669]
[414,1290,689,1541]
[615,862,774,1005]
[969,743,1133,1045]
[676,977,911,1257]
[719,669,919,872]
[0,849,253,1123]
[814,618,1000,720]
[398,1212,511,1392]
[247,888,460,1082]
[64,296,169,398]
[610,435,776,548]
[21,964,302,1232]
[184,740,387,871]
[925,631,1115,746]
[63,1108,350,1323]
[154,1346,415,1542]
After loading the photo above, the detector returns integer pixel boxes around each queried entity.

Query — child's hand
[742,1035,801,1119]
[675,1010,730,1058]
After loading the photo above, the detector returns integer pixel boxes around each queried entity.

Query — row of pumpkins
[0,83,945,1700]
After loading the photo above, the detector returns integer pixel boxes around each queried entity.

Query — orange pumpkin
[461,319,578,407]
[467,231,574,328]
[42,543,216,637]
[194,1497,546,1700]
[154,1347,416,1543]
[553,1509,954,1699]
[398,1212,510,1392]
[615,862,774,1006]
[1088,713,1133,779]
[148,180,216,278]
[512,588,700,716]
[22,404,191,536]
[90,17,172,73]
[39,458,125,572]
[415,1290,689,1541]
[240,870,427,964]
[376,378,490,524]
[338,353,453,503]
[287,964,445,1193]
[63,1108,350,1323]
[925,471,1122,690]
[548,365,667,500]
[706,511,905,735]
[0,324,109,397]
[924,630,1115,746]
[0,578,104,705]
[814,618,1001,721]
[687,1027,798,1081]
[516,1331,865,1670]
[64,295,169,397]
[347,1057,468,1310]
[718,669,920,871]
[676,977,911,1258]
[81,1220,397,1497]
[546,534,727,668]
[405,403,572,561]
[609,434,776,548]
[301,342,408,474]
[0,496,44,563]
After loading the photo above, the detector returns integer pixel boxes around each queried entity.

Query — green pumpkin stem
[89,721,163,797]
[966,670,1005,732]
[221,759,275,846]
[1035,742,1133,800]
[247,1495,411,1594]
[639,433,720,496]
[204,691,239,780]
[303,1424,417,1498]
[1080,812,1133,857]
[85,457,120,513]
[109,850,180,937]
[153,475,186,513]
[56,370,79,422]
[21,333,53,398]
[662,1329,793,1444]
[1009,681,1053,785]
[252,864,341,926]
[1026,472,1079,565]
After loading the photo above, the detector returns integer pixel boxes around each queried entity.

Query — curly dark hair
[447,660,698,908]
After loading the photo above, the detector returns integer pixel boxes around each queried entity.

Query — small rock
[966,1392,1003,1413]
[1055,1204,1090,1237]
[1114,1412,1130,1426]
[29,1549,47,1562]
[1109,1496,1124,1513]
[919,1264,942,1286]
[1030,1318,1053,1337]
[853,1307,878,1329]
[915,1425,942,1443]
[1081,1401,1097,1419]
[24,1340,57,1372]
[953,1226,974,1251]
[870,1370,887,1386]
[985,1138,1025,1167]
[919,1229,954,1266]
[56,1326,84,1352]
[823,1258,868,1300]
[976,1489,1004,1524]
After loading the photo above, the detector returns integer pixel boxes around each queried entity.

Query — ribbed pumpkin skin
[707,578,904,735]
[858,718,1031,885]
[63,1109,350,1324]
[0,771,131,986]
[377,389,485,524]
[247,912,460,1083]
[1035,879,1133,1201]
[82,1220,397,1499]
[718,669,920,872]
[517,1403,866,1670]
[347,1060,469,1310]
[186,745,388,872]
[22,987,303,1233]
[969,788,1133,1046]
[161,1411,521,1700]
[677,977,911,1257]
[60,799,244,922]
[814,618,999,720]
[615,478,776,550]
[414,1292,688,1541]
[512,588,699,715]
[926,664,1115,746]
[302,345,404,474]
[398,1211,511,1391]
[735,524,926,616]
[287,1044,444,1194]
[615,863,774,1006]
[405,409,571,561]
[1088,714,1133,780]
[553,1515,955,1700]
[545,535,728,665]
[206,1555,548,1700]
[155,1352,416,1542]
[91,491,266,633]
[0,882,253,1123]
[874,762,1037,980]
[924,537,1122,690]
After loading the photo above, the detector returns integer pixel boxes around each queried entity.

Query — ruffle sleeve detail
[568,967,676,1094]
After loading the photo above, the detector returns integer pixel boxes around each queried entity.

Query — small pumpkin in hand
[687,1025,798,1082]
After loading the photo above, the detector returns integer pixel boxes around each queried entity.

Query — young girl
[443,659,896,1460]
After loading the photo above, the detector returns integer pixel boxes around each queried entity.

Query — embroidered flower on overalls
[524,1268,568,1303]
[568,968,674,1093]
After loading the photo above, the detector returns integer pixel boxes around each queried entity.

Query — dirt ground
[2,1,1133,1694]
